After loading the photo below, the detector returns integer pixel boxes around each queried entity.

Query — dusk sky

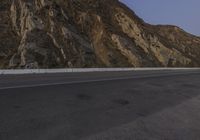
[121,0,200,36]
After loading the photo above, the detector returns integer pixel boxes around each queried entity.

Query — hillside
[0,0,200,68]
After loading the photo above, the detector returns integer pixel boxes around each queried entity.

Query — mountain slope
[0,0,200,68]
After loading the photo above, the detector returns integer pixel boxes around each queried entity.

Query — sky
[121,0,200,36]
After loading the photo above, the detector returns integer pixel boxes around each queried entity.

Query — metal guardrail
[0,68,199,75]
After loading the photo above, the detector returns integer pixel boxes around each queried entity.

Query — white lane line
[0,72,199,90]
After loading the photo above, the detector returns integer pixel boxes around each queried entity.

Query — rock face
[0,0,200,68]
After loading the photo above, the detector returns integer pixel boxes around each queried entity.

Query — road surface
[0,70,200,140]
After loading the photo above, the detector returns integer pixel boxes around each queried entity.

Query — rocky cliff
[0,0,200,68]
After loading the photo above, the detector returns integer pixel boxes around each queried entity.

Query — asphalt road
[0,70,200,140]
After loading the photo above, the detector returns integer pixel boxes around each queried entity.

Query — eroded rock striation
[0,0,200,68]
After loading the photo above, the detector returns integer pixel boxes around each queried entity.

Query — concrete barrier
[0,68,199,75]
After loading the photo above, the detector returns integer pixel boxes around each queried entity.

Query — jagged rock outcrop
[0,0,200,68]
